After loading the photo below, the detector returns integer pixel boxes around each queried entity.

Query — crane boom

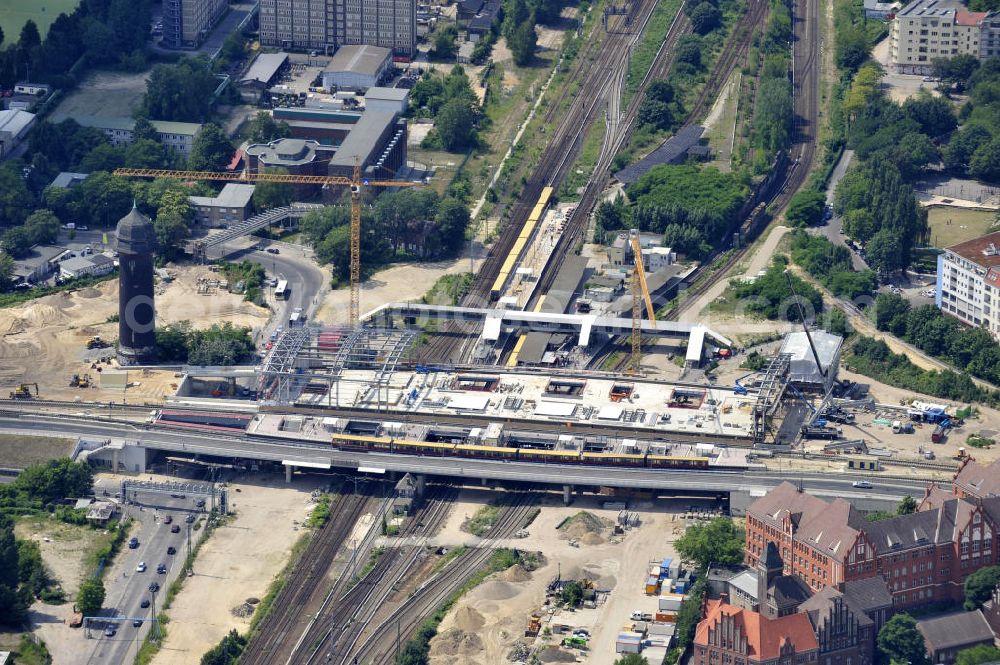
[627,230,656,375]
[629,232,655,321]
[113,164,418,326]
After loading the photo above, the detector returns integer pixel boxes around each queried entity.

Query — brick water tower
[113,204,157,365]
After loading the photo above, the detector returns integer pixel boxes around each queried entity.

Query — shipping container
[655,612,677,623]
[645,575,660,595]
[659,592,684,612]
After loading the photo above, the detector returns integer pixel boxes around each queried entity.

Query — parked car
[163,515,172,524]
[128,537,139,549]
[195,498,206,508]
[185,514,195,523]
[852,480,873,489]
[266,247,279,254]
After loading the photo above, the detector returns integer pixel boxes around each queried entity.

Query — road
[0,415,933,501]
[228,241,327,341]
[82,489,203,665]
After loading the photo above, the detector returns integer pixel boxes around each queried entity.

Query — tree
[1,227,33,259]
[144,57,218,123]
[0,164,33,227]
[508,20,537,66]
[432,24,458,60]
[561,580,584,606]
[19,21,41,51]
[903,91,957,137]
[125,139,170,169]
[76,578,105,617]
[874,293,911,336]
[944,125,991,172]
[955,644,1000,665]
[0,516,17,590]
[78,143,127,173]
[638,80,681,131]
[23,209,60,245]
[79,172,133,228]
[878,613,929,665]
[132,116,158,142]
[253,170,295,211]
[614,655,650,665]
[502,0,532,38]
[897,495,918,515]
[431,197,470,256]
[689,2,721,34]
[436,99,476,151]
[12,459,94,505]
[189,124,234,171]
[970,137,1000,182]
[245,112,291,145]
[785,189,826,227]
[675,35,703,68]
[866,228,905,275]
[964,566,1000,610]
[835,25,870,73]
[0,253,14,292]
[933,54,980,91]
[675,518,744,569]
[154,189,193,260]
[895,132,939,179]
[201,629,248,665]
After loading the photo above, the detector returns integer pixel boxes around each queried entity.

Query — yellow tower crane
[113,162,417,326]
[628,229,655,374]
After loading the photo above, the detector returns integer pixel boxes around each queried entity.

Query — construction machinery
[69,374,91,388]
[113,161,417,326]
[628,230,655,374]
[86,336,110,350]
[9,383,38,399]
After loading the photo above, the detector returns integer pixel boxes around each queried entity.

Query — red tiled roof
[956,10,987,25]
[986,268,1000,288]
[696,600,819,660]
[946,231,1000,268]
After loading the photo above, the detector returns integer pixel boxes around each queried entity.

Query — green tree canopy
[785,189,826,227]
[965,566,1000,610]
[897,496,918,515]
[436,99,476,151]
[561,580,584,606]
[432,24,458,60]
[143,57,219,123]
[76,578,105,617]
[508,20,537,66]
[675,517,744,569]
[614,655,650,665]
[189,124,234,171]
[877,613,929,665]
[955,644,1000,665]
[245,112,291,145]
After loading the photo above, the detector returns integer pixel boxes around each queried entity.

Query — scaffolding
[752,353,791,446]
[257,325,418,407]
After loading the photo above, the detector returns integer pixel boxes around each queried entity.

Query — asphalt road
[230,242,326,341]
[0,415,934,502]
[82,488,203,665]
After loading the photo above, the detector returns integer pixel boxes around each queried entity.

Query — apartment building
[162,0,228,49]
[745,481,1000,609]
[935,231,1000,337]
[891,0,1000,74]
[259,0,416,57]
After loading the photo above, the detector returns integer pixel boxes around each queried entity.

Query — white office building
[936,231,1000,336]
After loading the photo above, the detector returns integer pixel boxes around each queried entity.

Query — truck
[932,424,949,443]
[891,421,914,434]
[801,425,843,440]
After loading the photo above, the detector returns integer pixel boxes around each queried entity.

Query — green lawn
[926,206,999,248]
[0,0,79,44]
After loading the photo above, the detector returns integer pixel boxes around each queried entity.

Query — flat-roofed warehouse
[322,45,393,92]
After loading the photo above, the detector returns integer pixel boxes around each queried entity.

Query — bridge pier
[416,474,426,496]
[563,484,573,506]
[112,449,120,473]
[285,464,293,483]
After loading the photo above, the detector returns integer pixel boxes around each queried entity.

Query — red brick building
[746,482,1000,609]
[694,599,820,665]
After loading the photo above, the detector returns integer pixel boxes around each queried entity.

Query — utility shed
[779,330,843,392]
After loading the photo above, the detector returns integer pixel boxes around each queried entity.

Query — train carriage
[389,439,458,456]
[516,448,582,464]
[581,451,646,467]
[331,433,393,452]
[453,444,519,460]
[646,455,710,469]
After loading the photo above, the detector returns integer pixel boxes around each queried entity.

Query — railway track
[292,485,459,664]
[239,487,380,665]
[342,492,540,665]
[420,0,665,364]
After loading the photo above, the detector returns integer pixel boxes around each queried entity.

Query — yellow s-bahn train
[330,432,711,470]
[490,186,555,300]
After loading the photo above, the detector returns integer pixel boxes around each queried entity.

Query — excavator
[86,336,110,350]
[9,383,38,399]
[69,374,91,388]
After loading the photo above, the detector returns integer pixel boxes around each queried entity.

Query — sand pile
[478,580,520,601]
[454,606,485,632]
[432,628,484,657]
[558,511,610,543]
[76,287,103,299]
[537,646,576,663]
[499,565,532,583]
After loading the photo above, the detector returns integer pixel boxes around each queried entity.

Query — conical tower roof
[113,203,157,254]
